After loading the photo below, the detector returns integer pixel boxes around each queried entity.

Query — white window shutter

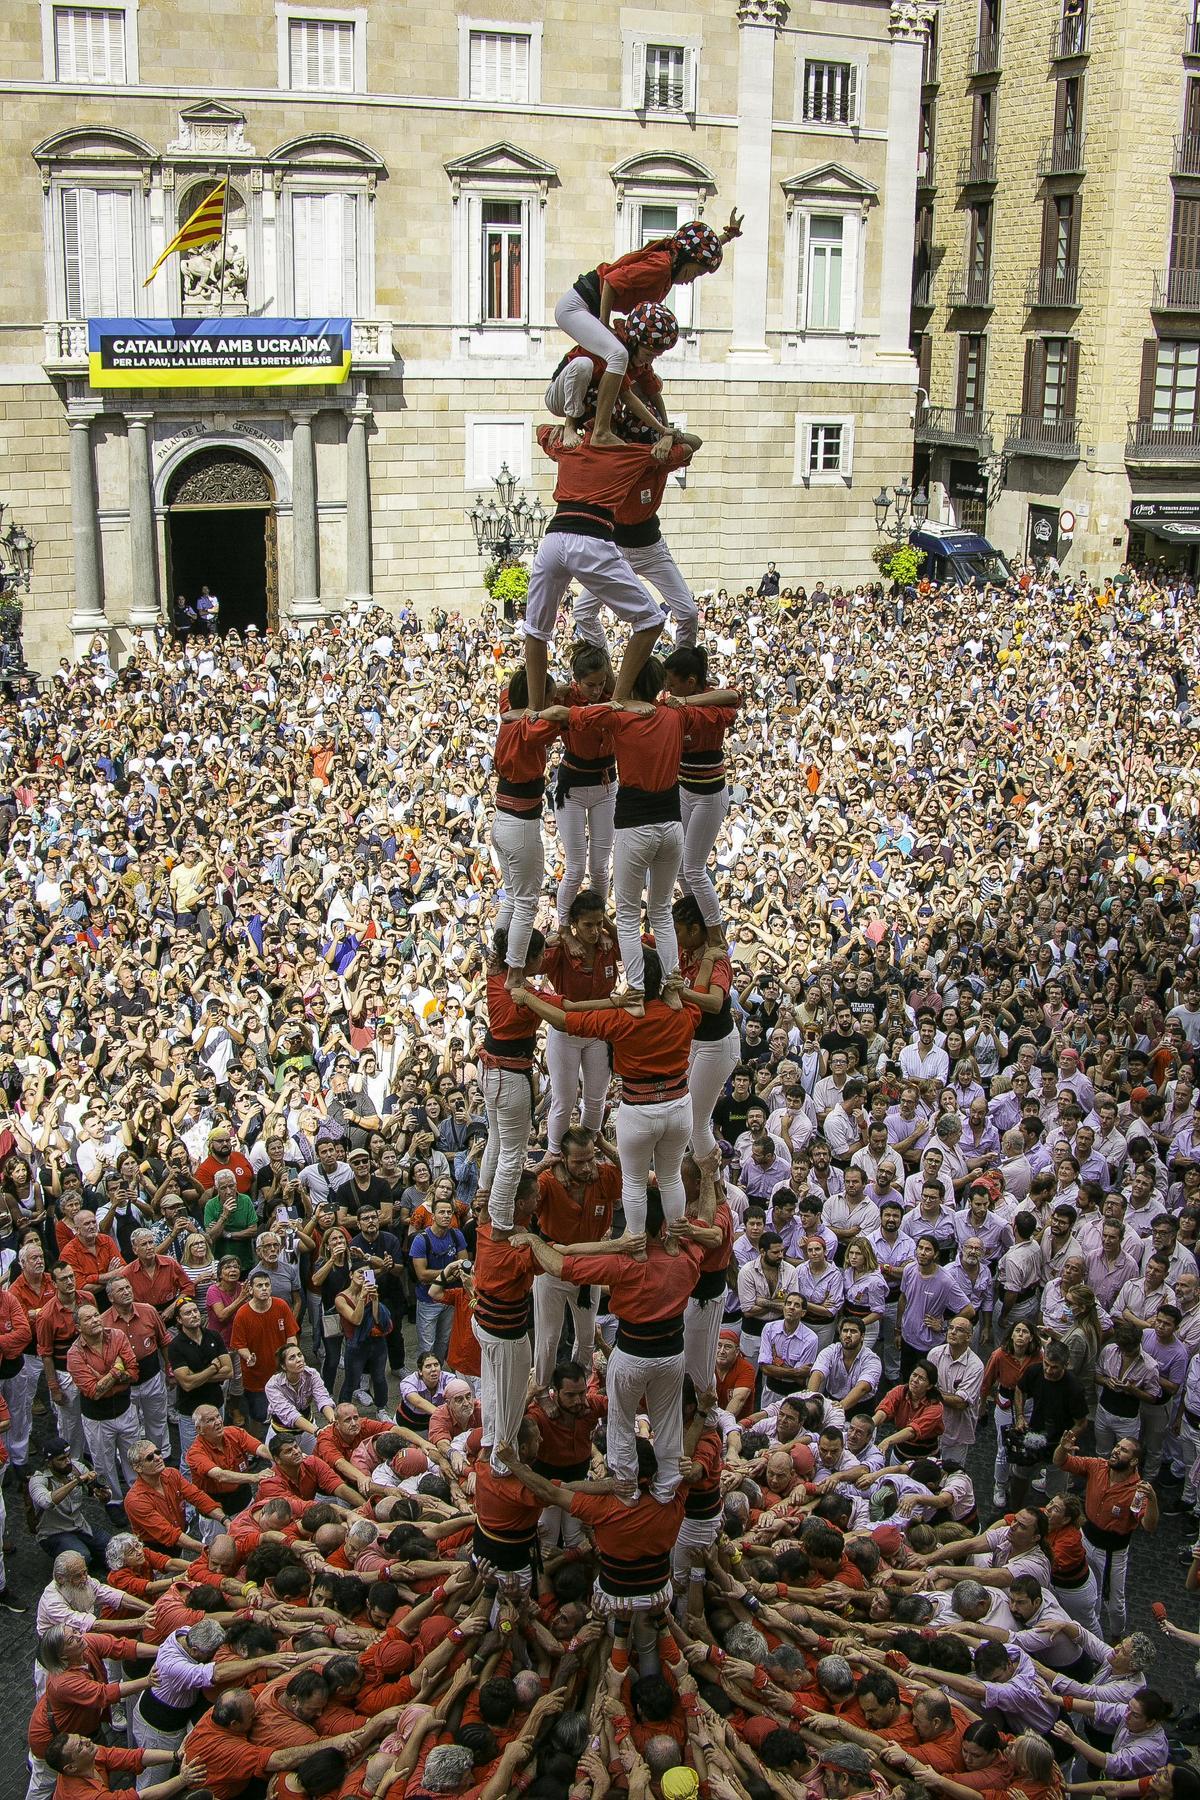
[466,193,483,325]
[684,46,699,113]
[631,38,646,109]
[63,189,84,316]
[847,65,859,125]
[340,194,358,313]
[795,214,808,330]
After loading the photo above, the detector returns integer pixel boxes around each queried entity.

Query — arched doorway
[165,447,277,634]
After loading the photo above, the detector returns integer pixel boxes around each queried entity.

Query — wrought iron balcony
[1037,131,1086,177]
[1175,133,1200,176]
[948,268,994,308]
[1026,263,1082,307]
[970,31,1002,73]
[1050,14,1089,57]
[958,143,998,185]
[915,402,994,451]
[1004,411,1080,458]
[1126,419,1200,463]
[1152,268,1200,311]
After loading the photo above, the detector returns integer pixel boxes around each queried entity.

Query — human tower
[466,212,747,1672]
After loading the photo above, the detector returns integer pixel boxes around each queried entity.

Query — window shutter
[683,45,699,113]
[63,188,84,317]
[846,64,859,124]
[976,331,988,404]
[336,22,353,90]
[1063,338,1080,418]
[1173,197,1200,273]
[795,213,808,329]
[1067,195,1081,264]
[631,38,646,109]
[1020,338,1038,414]
[340,194,358,314]
[1186,77,1200,142]
[1039,196,1057,268]
[1138,338,1159,422]
[916,331,932,394]
[1053,76,1069,136]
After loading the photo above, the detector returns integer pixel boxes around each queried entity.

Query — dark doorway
[168,507,269,634]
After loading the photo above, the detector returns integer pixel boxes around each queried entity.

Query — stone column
[879,1,939,357]
[67,410,107,659]
[730,0,789,359]
[290,408,322,623]
[345,392,373,609]
[125,413,161,633]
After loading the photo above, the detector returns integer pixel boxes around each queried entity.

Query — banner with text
[87,317,352,388]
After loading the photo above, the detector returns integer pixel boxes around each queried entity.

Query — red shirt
[596,245,675,309]
[568,700,716,795]
[99,1302,168,1382]
[195,1151,255,1194]
[11,1270,54,1331]
[493,712,561,816]
[182,1714,275,1800]
[1060,1451,1144,1536]
[66,1326,137,1402]
[186,1424,264,1498]
[474,1459,542,1541]
[52,1743,145,1800]
[527,1393,605,1474]
[535,1163,621,1246]
[697,1200,735,1277]
[540,933,619,1003]
[716,1353,757,1410]
[107,1547,172,1599]
[875,1386,945,1451]
[536,427,690,517]
[570,1485,685,1597]
[482,975,553,1066]
[564,996,698,1082]
[61,1233,123,1301]
[257,1454,344,1503]
[114,1255,193,1311]
[229,1299,297,1393]
[36,1294,80,1368]
[124,1467,221,1548]
[0,1285,31,1366]
[436,1286,482,1378]
[314,1416,391,1473]
[561,1237,702,1324]
[473,1222,536,1339]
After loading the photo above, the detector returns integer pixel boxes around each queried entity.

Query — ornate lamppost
[0,503,36,682]
[872,478,930,548]
[467,464,547,622]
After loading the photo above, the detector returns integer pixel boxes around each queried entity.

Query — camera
[1001,1424,1049,1467]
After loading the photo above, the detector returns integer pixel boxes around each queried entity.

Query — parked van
[910,527,1012,588]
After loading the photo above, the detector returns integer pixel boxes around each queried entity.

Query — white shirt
[929,1342,985,1449]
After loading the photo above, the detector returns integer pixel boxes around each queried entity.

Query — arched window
[176,179,248,313]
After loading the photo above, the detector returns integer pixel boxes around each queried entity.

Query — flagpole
[216,165,231,317]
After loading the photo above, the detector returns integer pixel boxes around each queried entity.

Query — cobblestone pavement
[0,1405,1192,1800]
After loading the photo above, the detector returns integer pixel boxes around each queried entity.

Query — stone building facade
[912,0,1200,574]
[0,0,931,664]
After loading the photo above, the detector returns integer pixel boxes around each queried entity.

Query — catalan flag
[143,180,227,285]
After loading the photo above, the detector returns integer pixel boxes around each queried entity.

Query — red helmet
[624,301,679,355]
[671,220,723,273]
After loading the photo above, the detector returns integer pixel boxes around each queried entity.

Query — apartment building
[911,0,1200,574]
[0,0,931,664]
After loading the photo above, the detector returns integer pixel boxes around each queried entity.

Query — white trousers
[3,1353,42,1467]
[545,1025,610,1158]
[492,812,545,971]
[1084,1536,1130,1638]
[554,290,629,374]
[1054,1572,1102,1638]
[545,356,594,421]
[613,820,683,993]
[533,1270,601,1386]
[474,1319,532,1471]
[555,784,617,923]
[525,533,664,646]
[687,1034,740,1160]
[132,1701,187,1789]
[575,538,699,648]
[51,1369,87,1460]
[616,1095,692,1232]
[131,1370,170,1457]
[607,1345,684,1501]
[671,1512,722,1591]
[680,787,729,926]
[82,1402,140,1498]
[481,1065,532,1232]
[539,1497,586,1550]
[683,1294,725,1395]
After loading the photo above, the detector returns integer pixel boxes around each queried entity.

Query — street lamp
[873,481,929,546]
[467,463,547,621]
[0,502,35,683]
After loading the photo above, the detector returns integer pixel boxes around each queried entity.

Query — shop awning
[1132,521,1200,540]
